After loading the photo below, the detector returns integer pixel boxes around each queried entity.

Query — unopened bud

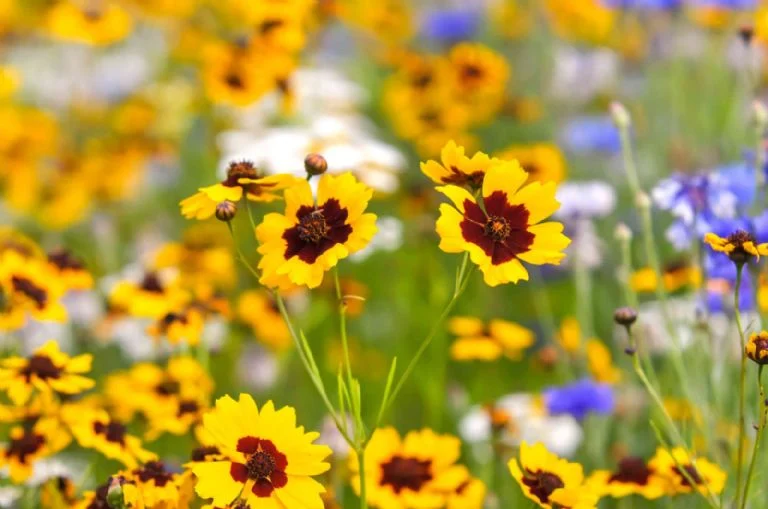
[304,153,328,176]
[215,200,237,222]
[754,101,768,128]
[610,101,631,129]
[106,477,126,509]
[614,223,633,242]
[635,191,651,210]
[614,306,638,327]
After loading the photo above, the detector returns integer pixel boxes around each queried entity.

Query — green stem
[741,366,765,509]
[334,268,354,393]
[357,445,368,509]
[245,200,258,232]
[378,254,473,419]
[734,263,747,507]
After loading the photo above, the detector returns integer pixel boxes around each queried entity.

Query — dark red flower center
[282,200,352,264]
[93,420,127,445]
[21,354,62,381]
[155,379,180,396]
[48,249,85,271]
[12,276,47,308]
[673,464,703,487]
[140,273,164,293]
[8,431,45,463]
[609,457,652,486]
[225,72,245,90]
[224,161,259,186]
[380,455,433,494]
[178,400,200,416]
[522,469,565,504]
[460,191,535,265]
[460,64,484,85]
[230,436,289,498]
[442,166,485,187]
[191,445,221,462]
[134,461,174,487]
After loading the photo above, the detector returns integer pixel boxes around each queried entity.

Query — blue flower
[602,0,682,9]
[689,0,756,9]
[560,116,621,154]
[420,8,480,44]
[543,378,615,421]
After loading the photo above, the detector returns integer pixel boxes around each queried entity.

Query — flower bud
[106,477,126,509]
[215,200,237,222]
[746,331,768,364]
[614,307,638,327]
[304,153,328,176]
[635,191,651,210]
[610,101,631,129]
[614,223,633,242]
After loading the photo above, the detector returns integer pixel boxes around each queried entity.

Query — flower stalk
[733,263,747,507]
[741,365,765,509]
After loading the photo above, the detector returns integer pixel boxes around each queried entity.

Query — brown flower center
[177,400,200,416]
[297,211,330,244]
[139,273,164,293]
[484,216,510,242]
[443,166,485,187]
[522,469,565,504]
[380,455,433,494]
[191,446,220,462]
[225,160,259,186]
[231,437,289,498]
[12,276,47,308]
[155,379,180,396]
[8,431,45,463]
[134,461,173,487]
[93,421,127,445]
[48,249,85,271]
[673,464,703,487]
[21,354,62,381]
[247,451,276,479]
[609,457,652,485]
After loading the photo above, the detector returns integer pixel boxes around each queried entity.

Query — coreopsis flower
[556,317,582,353]
[435,159,570,286]
[350,427,474,508]
[585,339,621,384]
[746,331,768,364]
[73,476,140,509]
[108,271,189,319]
[237,290,291,350]
[631,263,701,294]
[45,1,133,46]
[509,442,599,509]
[182,161,298,220]
[256,172,377,289]
[496,143,566,184]
[0,250,68,330]
[447,475,486,509]
[421,140,498,188]
[40,475,77,508]
[586,457,669,499]
[0,417,71,483]
[46,249,93,291]
[0,340,94,405]
[704,230,768,264]
[447,43,509,122]
[448,316,535,361]
[127,461,184,507]
[63,405,156,468]
[192,394,331,507]
[648,447,726,496]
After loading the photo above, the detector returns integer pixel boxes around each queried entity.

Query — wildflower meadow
[4,1,768,508]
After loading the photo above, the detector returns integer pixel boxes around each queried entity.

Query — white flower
[555,180,616,219]
[0,486,21,508]
[350,216,403,262]
[550,46,618,104]
[237,343,279,392]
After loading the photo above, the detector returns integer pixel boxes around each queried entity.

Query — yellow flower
[181,160,298,220]
[152,226,236,290]
[447,43,509,123]
[586,456,669,499]
[350,427,472,509]
[448,316,534,361]
[447,475,486,509]
[631,264,701,294]
[0,65,19,100]
[421,140,498,188]
[496,143,566,184]
[0,417,71,483]
[648,447,726,496]
[63,404,156,468]
[108,271,189,319]
[435,159,570,286]
[0,340,93,405]
[704,230,768,264]
[746,331,768,365]
[256,172,378,289]
[147,307,206,346]
[0,250,68,330]
[586,339,621,384]
[128,461,184,507]
[192,393,331,507]
[237,290,291,350]
[556,317,581,354]
[544,0,616,47]
[46,249,93,291]
[46,1,133,46]
[509,442,600,509]
[40,475,77,508]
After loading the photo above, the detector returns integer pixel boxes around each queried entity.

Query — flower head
[0,340,93,405]
[648,447,726,495]
[746,331,768,364]
[543,379,615,421]
[256,172,377,289]
[448,316,535,361]
[586,456,668,499]
[704,230,768,264]
[421,140,497,188]
[192,393,331,507]
[0,417,71,483]
[435,158,570,286]
[350,427,476,509]
[509,442,599,509]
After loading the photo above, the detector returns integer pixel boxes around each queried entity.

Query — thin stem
[357,445,367,509]
[734,263,747,507]
[334,268,354,393]
[226,222,260,280]
[378,254,473,419]
[245,200,258,232]
[741,365,765,509]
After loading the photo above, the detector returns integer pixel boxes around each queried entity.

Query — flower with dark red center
[421,140,497,188]
[46,249,93,290]
[0,339,93,405]
[352,427,472,508]
[1,417,71,483]
[93,420,127,445]
[192,394,331,508]
[648,447,726,496]
[510,442,599,508]
[586,455,669,500]
[256,173,377,289]
[747,331,768,364]
[704,230,768,265]
[436,159,570,286]
[180,159,298,221]
[496,143,566,185]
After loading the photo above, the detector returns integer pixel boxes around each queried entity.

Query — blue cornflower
[543,378,615,421]
[420,8,480,44]
[602,0,682,9]
[688,0,757,9]
[560,116,621,154]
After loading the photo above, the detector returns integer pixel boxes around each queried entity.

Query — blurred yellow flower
[496,143,567,184]
[46,1,133,46]
[448,316,535,361]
